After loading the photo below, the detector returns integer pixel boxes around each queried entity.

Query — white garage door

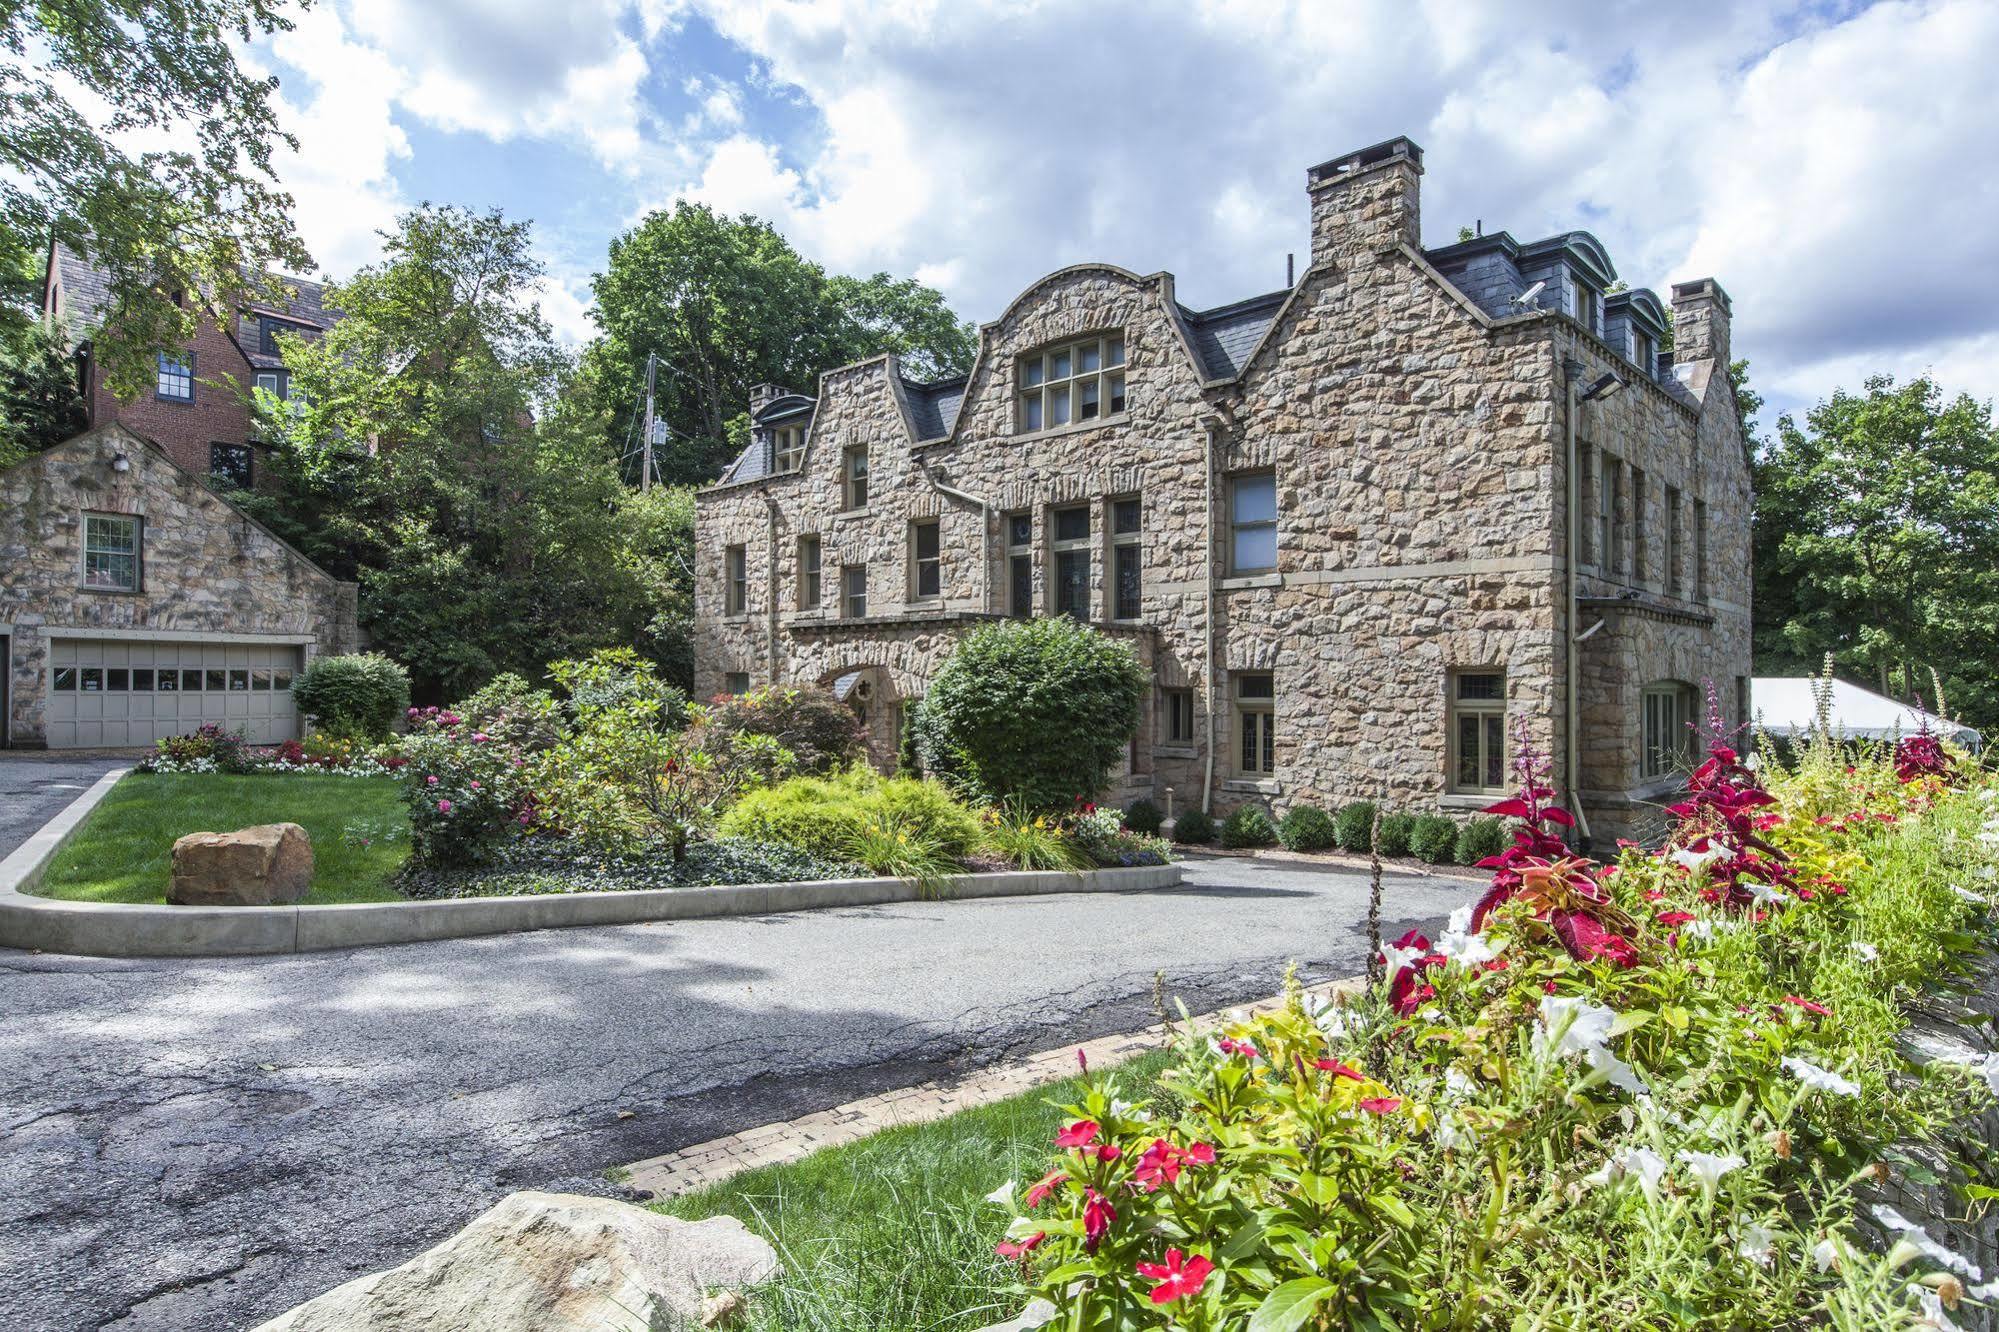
[46,639,304,748]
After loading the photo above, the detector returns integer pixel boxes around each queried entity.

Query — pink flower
[469,781,481,790]
[996,1231,1045,1261]
[1358,1096,1402,1115]
[1132,1139,1214,1191]
[1024,1169,1067,1209]
[426,775,438,786]
[436,799,452,813]
[1082,1189,1116,1252]
[1215,1038,1260,1059]
[1314,1058,1364,1081]
[1782,995,1831,1017]
[472,732,489,743]
[1135,1248,1214,1305]
[1656,911,1696,927]
[1054,1120,1099,1149]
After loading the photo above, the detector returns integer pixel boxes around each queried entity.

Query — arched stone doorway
[824,664,901,771]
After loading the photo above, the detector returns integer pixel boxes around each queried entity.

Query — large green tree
[589,202,975,484]
[1752,374,1999,728]
[2,0,311,394]
[242,205,685,699]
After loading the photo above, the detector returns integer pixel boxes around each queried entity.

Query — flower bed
[398,837,864,899]
[991,722,1999,1328]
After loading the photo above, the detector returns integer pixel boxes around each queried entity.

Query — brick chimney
[748,383,790,419]
[1669,279,1731,367]
[1306,135,1423,265]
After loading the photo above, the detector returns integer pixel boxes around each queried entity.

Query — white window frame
[1448,670,1507,795]
[772,424,805,474]
[1631,328,1656,378]
[81,512,141,591]
[1234,672,1275,777]
[841,563,868,618]
[797,534,821,610]
[1163,687,1196,745]
[724,544,748,615]
[1017,333,1126,434]
[842,445,869,510]
[910,518,942,602]
[1573,281,1600,335]
[1228,471,1278,575]
[1642,682,1698,780]
[156,351,194,402]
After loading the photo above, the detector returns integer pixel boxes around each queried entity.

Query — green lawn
[655,1050,1174,1331]
[33,772,409,904]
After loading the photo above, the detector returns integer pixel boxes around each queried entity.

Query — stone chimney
[1669,279,1732,366]
[748,383,790,419]
[1306,135,1423,265]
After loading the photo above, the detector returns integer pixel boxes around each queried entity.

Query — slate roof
[902,375,967,441]
[48,242,336,369]
[49,244,116,343]
[720,439,772,485]
[1179,290,1288,380]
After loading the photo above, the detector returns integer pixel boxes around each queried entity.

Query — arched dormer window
[771,424,805,474]
[1017,332,1125,433]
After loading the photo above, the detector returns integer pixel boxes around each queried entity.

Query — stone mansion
[691,135,1752,846]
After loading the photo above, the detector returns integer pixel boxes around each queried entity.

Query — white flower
[1740,880,1783,905]
[1670,843,1729,875]
[1436,920,1503,967]
[1736,1223,1776,1266]
[1584,1146,1667,1201]
[1812,1237,1841,1272]
[1583,1044,1650,1097]
[1002,1215,1044,1242]
[984,1180,1016,1209]
[1676,1150,1745,1193]
[1539,995,1618,1056]
[1380,941,1426,985]
[1872,1204,1984,1280]
[1917,1289,1961,1331]
[1850,941,1880,963]
[1443,1066,1478,1100]
[1436,1113,1475,1151]
[1782,1057,1861,1097]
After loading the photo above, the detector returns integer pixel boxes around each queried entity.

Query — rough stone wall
[83,316,256,478]
[691,150,1754,849]
[1,426,359,746]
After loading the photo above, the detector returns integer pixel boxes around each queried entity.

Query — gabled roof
[902,375,967,442]
[1179,290,1289,380]
[48,242,337,368]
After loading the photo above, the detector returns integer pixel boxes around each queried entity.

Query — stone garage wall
[0,425,359,747]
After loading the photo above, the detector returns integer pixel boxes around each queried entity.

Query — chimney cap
[1669,277,1732,314]
[1307,135,1424,186]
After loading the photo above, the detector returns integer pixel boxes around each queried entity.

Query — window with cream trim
[1017,333,1125,433]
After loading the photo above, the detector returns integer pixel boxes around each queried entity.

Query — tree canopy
[1752,374,1999,730]
[588,202,975,485]
[2,0,311,395]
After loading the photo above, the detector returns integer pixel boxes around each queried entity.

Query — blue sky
[252,0,1999,429]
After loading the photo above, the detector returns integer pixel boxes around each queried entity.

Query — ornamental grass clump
[993,700,1999,1329]
[981,805,1094,872]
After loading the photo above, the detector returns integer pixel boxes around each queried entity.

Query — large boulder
[253,1190,779,1331]
[168,823,313,906]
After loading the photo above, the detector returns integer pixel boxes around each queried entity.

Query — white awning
[1752,677,1982,752]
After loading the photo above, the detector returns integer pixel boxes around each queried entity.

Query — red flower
[1314,1058,1364,1081]
[1133,1138,1212,1191]
[1215,1038,1261,1059]
[1135,1248,1214,1305]
[996,1231,1045,1260]
[1082,1189,1116,1252]
[1054,1120,1099,1149]
[1782,995,1831,1017]
[1656,911,1696,927]
[1024,1169,1067,1209]
[1358,1096,1402,1115]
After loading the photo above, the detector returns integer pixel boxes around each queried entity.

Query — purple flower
[426,775,438,786]
[437,799,452,813]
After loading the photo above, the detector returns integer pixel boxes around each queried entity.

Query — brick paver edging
[0,773,1185,958]
[622,975,1366,1198]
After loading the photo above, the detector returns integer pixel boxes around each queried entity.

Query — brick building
[691,136,1753,845]
[40,242,335,489]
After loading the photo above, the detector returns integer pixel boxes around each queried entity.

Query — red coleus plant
[1892,731,1952,784]
[1667,744,1798,910]
[1381,929,1444,1014]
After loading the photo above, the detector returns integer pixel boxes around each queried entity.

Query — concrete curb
[0,774,1185,958]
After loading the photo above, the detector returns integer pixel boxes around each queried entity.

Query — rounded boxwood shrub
[1276,804,1336,852]
[1220,805,1278,849]
[1455,815,1511,866]
[292,653,411,742]
[912,618,1145,809]
[1123,798,1164,836]
[1410,814,1460,864]
[1375,811,1417,858]
[700,684,866,776]
[1172,808,1217,844]
[1333,800,1378,852]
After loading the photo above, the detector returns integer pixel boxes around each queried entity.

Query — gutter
[1562,372,1595,847]
[1201,415,1224,815]
[759,485,782,684]
[920,462,993,612]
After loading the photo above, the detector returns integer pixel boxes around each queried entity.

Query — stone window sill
[834,507,870,521]
[1219,573,1280,590]
[76,585,145,597]
[1439,792,1502,811]
[1008,412,1129,446]
[1154,745,1198,759]
[1222,778,1281,796]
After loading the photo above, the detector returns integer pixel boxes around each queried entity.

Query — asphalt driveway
[0,754,128,859]
[0,854,1476,1330]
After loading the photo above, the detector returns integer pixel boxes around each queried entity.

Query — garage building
[1,424,359,749]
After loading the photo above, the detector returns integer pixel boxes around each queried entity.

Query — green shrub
[1219,804,1277,849]
[1333,800,1378,852]
[981,806,1094,871]
[1455,815,1510,865]
[454,673,564,752]
[1276,804,1336,852]
[552,647,686,728]
[701,685,866,776]
[1123,798,1164,836]
[912,618,1145,809]
[292,653,410,742]
[1171,809,1217,844]
[1375,811,1416,857]
[1409,814,1459,864]
[717,767,983,867]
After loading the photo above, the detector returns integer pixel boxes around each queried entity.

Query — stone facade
[692,136,1752,848]
[1,424,360,748]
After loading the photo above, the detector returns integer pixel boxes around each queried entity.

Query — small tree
[915,618,1145,809]
[291,653,411,742]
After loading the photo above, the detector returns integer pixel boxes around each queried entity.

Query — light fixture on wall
[1579,371,1625,402]
[109,452,130,473]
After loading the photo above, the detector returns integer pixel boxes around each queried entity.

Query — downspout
[1201,415,1223,816]
[919,460,992,612]
[760,485,782,684]
[1563,373,1594,846]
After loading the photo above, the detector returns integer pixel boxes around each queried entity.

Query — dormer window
[1631,329,1656,379]
[1018,333,1125,433]
[1573,282,1600,336]
[772,424,805,474]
